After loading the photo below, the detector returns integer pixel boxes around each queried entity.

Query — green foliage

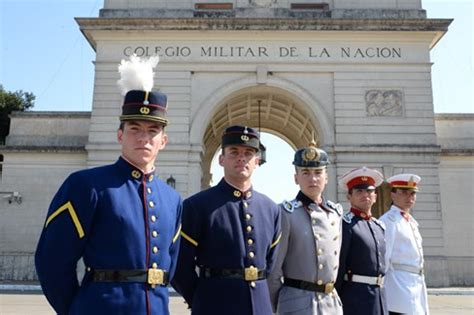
[0,84,35,144]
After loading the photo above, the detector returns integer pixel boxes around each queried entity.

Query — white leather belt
[392,263,424,275]
[344,274,384,286]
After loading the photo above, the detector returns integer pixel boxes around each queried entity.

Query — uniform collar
[219,178,253,200]
[350,207,372,220]
[392,204,411,221]
[118,156,156,183]
[296,191,325,208]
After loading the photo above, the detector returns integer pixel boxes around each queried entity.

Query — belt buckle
[376,275,384,286]
[147,268,164,287]
[244,266,258,281]
[324,282,334,294]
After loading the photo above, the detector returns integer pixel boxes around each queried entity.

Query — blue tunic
[35,157,182,315]
[172,179,281,315]
[336,209,388,315]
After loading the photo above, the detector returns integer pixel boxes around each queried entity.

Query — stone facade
[1,1,471,286]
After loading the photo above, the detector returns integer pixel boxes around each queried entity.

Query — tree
[0,85,35,144]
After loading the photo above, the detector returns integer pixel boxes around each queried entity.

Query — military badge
[302,146,320,162]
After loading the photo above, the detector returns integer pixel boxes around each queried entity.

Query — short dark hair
[118,121,166,131]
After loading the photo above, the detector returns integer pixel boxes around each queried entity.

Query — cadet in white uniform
[268,141,343,315]
[379,174,429,315]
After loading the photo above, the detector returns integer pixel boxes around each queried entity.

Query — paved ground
[1,289,473,315]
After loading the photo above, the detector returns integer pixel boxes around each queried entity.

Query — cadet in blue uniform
[336,167,388,315]
[268,141,344,315]
[172,125,282,315]
[35,55,182,315]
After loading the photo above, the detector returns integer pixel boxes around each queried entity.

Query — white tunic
[379,205,429,315]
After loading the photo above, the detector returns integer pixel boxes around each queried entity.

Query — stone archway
[200,85,325,188]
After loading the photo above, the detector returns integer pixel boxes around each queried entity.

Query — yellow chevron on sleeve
[45,201,85,239]
[270,232,282,249]
[180,231,198,247]
[172,224,182,243]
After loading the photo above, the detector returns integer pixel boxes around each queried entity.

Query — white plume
[117,54,160,96]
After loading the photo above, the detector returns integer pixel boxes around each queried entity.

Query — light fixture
[1,191,22,204]
[166,175,176,189]
[257,99,266,165]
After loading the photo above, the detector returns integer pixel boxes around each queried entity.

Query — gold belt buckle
[376,275,384,286]
[324,282,334,294]
[244,266,258,281]
[147,268,164,287]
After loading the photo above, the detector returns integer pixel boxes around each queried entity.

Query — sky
[1,0,473,202]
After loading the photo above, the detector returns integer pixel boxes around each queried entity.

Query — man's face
[347,188,377,212]
[219,145,260,182]
[391,189,416,212]
[294,167,328,199]
[117,120,168,171]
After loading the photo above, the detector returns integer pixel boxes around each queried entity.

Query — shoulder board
[343,211,354,223]
[387,213,398,222]
[326,200,343,216]
[372,218,386,230]
[281,199,302,213]
[281,200,294,213]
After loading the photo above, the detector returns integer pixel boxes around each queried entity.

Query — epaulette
[326,200,343,216]
[372,218,386,230]
[281,200,294,213]
[281,199,301,213]
[387,213,398,222]
[343,211,354,223]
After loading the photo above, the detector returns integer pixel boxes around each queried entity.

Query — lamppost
[166,175,176,189]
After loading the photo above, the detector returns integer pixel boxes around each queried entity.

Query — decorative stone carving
[365,89,403,116]
[250,0,275,8]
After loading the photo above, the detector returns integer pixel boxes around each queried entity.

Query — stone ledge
[0,145,86,153]
[77,16,451,32]
[98,8,427,19]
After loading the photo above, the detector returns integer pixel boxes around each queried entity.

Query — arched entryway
[199,85,328,189]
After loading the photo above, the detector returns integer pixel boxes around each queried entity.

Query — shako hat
[117,54,168,125]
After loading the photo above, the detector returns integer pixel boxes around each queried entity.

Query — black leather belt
[90,269,169,286]
[199,267,267,281]
[283,277,335,294]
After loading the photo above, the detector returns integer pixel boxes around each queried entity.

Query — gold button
[147,187,152,194]
[131,170,141,178]
[317,279,323,285]
[250,281,256,288]
[331,220,336,225]
[312,219,317,225]
[151,215,157,222]
[319,264,324,270]
[247,239,254,245]
[317,248,323,255]
[315,234,321,240]
[86,267,91,272]
[246,226,253,232]
[152,262,158,268]
[153,246,158,253]
[149,201,155,207]
[152,230,158,238]
[149,174,154,182]
[243,202,248,208]
[246,191,252,198]
[245,213,252,220]
[234,190,242,198]
[249,252,255,258]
